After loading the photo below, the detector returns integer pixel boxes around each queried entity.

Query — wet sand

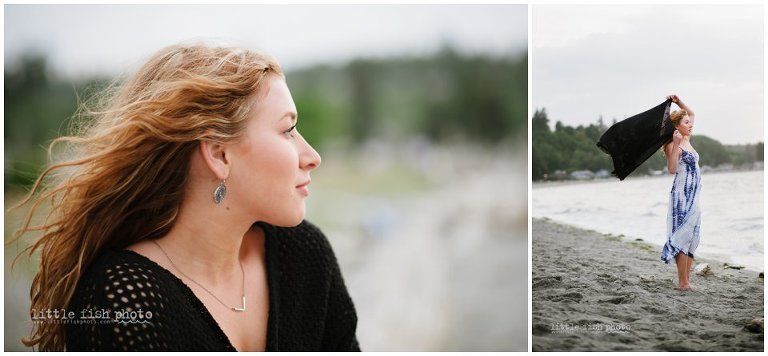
[532,218,764,352]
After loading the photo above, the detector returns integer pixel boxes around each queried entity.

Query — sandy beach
[532,218,764,352]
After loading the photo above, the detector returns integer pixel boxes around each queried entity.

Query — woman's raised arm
[667,94,695,120]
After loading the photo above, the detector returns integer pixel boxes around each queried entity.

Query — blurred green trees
[289,46,527,148]
[5,47,527,189]
[532,108,763,181]
[5,55,110,188]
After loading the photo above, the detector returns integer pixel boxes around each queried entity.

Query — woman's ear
[199,140,230,180]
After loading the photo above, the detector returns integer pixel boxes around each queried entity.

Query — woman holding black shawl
[660,94,701,291]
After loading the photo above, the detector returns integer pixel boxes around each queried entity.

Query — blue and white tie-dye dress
[661,149,702,264]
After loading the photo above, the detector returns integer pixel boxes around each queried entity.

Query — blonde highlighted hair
[10,43,283,350]
[670,109,688,126]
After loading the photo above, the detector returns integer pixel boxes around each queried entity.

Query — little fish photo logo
[550,322,632,334]
[31,308,153,325]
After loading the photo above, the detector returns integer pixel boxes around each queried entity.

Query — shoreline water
[532,218,764,352]
[537,216,763,275]
[532,168,763,188]
[532,170,764,272]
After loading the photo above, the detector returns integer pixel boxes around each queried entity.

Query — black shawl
[596,100,674,180]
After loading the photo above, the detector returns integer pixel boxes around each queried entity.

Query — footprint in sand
[656,341,695,352]
[533,276,562,289]
[542,291,583,303]
[531,323,551,336]
[599,294,636,304]
[596,273,620,287]
[641,305,666,315]
[639,276,670,292]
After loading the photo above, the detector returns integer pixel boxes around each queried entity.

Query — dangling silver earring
[213,179,227,204]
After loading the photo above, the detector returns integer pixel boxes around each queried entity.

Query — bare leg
[675,253,690,290]
[686,255,694,287]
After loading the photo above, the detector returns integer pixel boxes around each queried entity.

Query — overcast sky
[533,5,763,145]
[5,4,527,78]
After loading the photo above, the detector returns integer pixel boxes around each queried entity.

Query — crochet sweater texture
[65,221,359,351]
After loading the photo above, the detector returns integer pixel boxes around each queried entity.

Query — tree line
[532,108,764,181]
[5,46,527,189]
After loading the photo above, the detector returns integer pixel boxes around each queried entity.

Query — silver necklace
[152,240,246,312]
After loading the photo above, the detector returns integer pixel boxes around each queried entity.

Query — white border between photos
[3,0,766,354]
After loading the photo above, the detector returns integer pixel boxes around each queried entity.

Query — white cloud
[533,4,763,144]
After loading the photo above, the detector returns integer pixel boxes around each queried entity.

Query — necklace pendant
[232,295,246,312]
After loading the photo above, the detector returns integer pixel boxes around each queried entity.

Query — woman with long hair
[660,94,701,291]
[12,43,359,351]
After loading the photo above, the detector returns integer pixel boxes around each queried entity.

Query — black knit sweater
[64,221,360,351]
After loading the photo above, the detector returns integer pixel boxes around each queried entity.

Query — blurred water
[309,144,528,351]
[533,170,764,271]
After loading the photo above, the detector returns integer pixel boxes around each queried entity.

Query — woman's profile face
[227,76,321,226]
[675,115,693,137]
